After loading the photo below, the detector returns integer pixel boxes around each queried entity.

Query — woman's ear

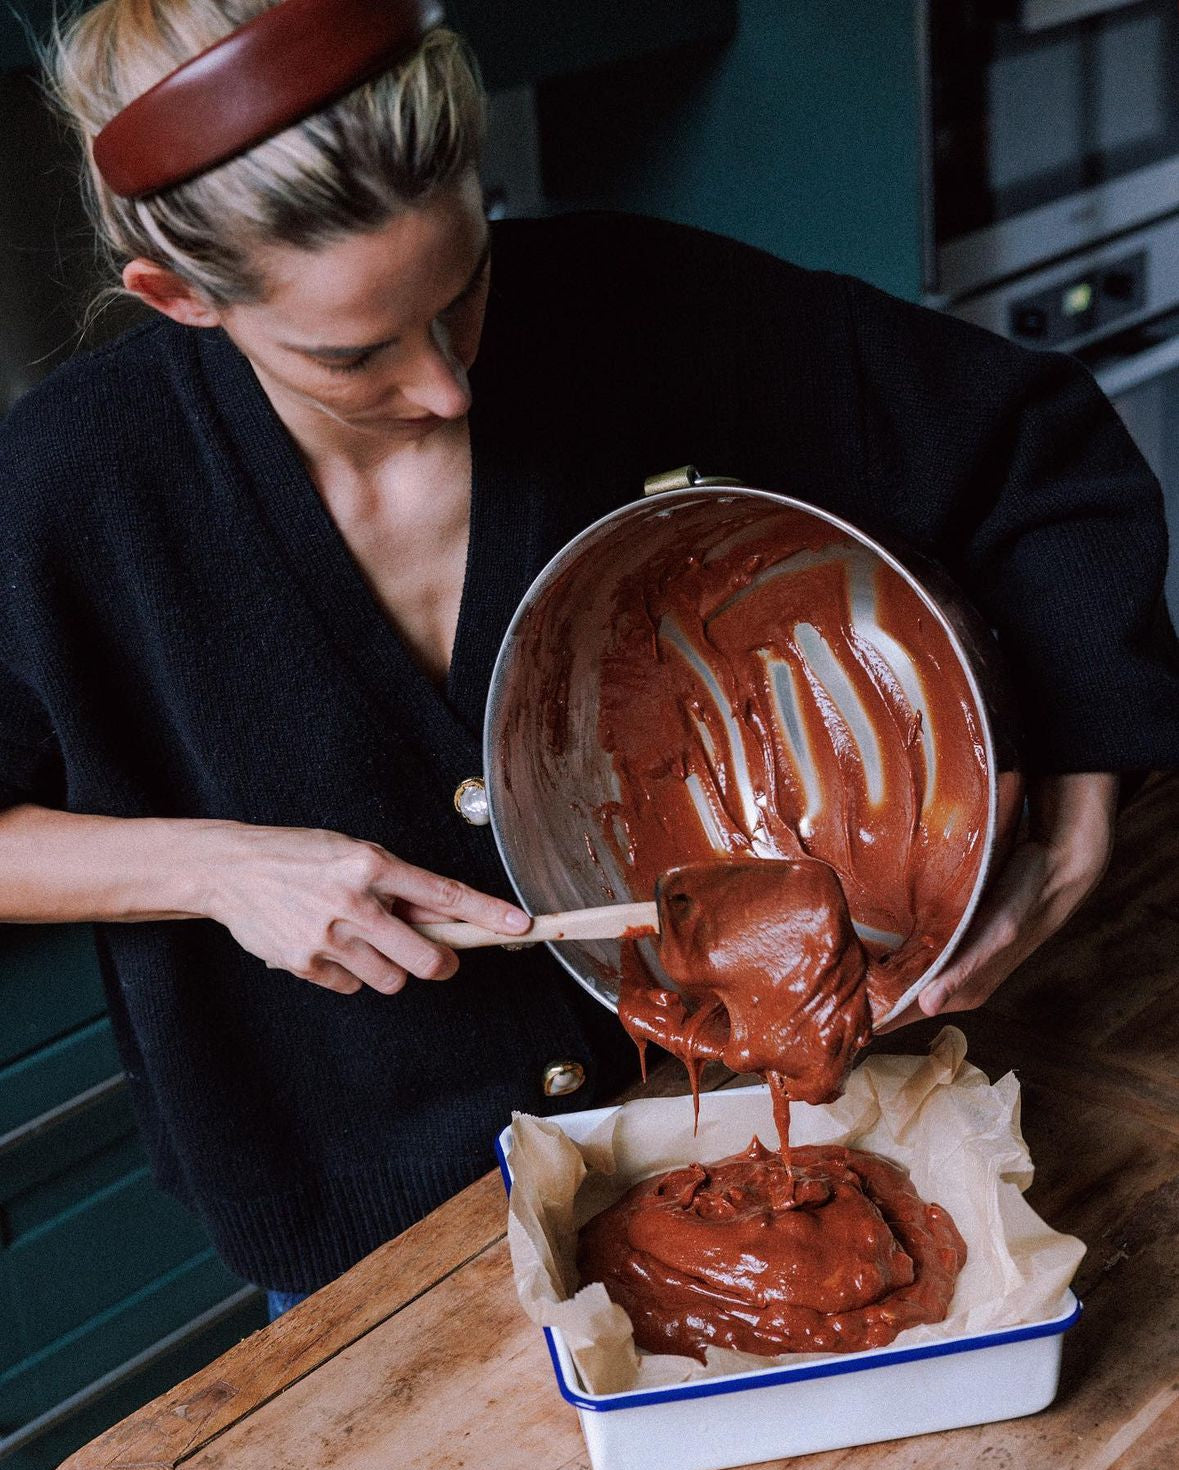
[122,259,223,327]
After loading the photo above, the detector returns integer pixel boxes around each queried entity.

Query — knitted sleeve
[0,383,73,813]
[0,658,64,812]
[843,274,1179,774]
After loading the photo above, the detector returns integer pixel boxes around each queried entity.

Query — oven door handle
[1092,330,1179,399]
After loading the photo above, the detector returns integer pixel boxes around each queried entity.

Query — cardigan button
[453,777,490,826]
[543,1060,587,1098]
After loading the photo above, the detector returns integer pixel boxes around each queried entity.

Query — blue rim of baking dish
[494,1134,1083,1415]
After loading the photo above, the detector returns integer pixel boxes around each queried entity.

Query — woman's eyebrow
[290,233,492,358]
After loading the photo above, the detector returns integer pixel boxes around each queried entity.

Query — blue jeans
[266,1288,310,1322]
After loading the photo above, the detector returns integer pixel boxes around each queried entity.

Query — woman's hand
[198,822,532,996]
[878,772,1120,1031]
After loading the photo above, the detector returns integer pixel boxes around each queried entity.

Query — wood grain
[185,1240,583,1470]
[177,1068,1179,1470]
[61,772,1179,1470]
[56,1173,508,1469]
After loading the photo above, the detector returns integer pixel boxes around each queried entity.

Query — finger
[873,998,926,1034]
[357,905,462,981]
[375,862,531,935]
[919,933,1020,1016]
[919,846,1048,1016]
[302,958,364,995]
[395,902,464,925]
[919,917,1036,1015]
[920,957,1013,1016]
[333,937,413,995]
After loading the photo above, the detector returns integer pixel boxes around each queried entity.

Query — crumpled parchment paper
[506,1026,1085,1394]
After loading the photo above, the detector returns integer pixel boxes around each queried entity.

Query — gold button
[453,777,490,826]
[542,1061,586,1098]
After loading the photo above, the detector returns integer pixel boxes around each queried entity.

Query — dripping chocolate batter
[619,856,876,1147]
[585,804,969,1358]
[585,855,969,1358]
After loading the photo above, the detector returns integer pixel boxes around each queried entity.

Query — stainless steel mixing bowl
[483,483,1022,1026]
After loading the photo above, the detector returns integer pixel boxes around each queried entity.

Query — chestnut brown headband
[93,0,446,199]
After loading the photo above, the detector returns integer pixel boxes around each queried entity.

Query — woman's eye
[322,350,376,375]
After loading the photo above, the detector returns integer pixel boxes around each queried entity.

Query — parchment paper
[506,1026,1085,1395]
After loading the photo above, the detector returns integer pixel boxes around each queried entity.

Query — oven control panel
[1009,251,1147,349]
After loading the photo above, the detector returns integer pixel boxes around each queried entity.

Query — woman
[2,0,1175,1316]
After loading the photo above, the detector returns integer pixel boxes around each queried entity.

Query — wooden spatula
[413,900,658,950]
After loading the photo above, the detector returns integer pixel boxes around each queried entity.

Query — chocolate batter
[528,499,986,1358]
[588,856,968,1359]
[590,810,968,1359]
[619,857,875,1142]
[593,503,992,1017]
[577,1138,967,1359]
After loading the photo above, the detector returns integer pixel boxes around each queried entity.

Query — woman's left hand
[877,771,1120,1031]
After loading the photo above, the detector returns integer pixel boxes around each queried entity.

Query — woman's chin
[309,399,447,435]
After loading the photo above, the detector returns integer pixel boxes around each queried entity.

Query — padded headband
[93,0,445,199]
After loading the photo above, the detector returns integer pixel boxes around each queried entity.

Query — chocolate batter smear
[594,507,992,1017]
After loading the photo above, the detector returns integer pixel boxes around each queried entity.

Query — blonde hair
[50,1,487,305]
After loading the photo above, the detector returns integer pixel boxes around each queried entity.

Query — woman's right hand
[199,822,532,995]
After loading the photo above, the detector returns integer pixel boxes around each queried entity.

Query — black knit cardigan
[1,213,1176,1291]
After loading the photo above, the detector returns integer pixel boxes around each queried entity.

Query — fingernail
[505,907,532,933]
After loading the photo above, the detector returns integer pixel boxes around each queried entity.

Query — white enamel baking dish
[496,1093,1081,1470]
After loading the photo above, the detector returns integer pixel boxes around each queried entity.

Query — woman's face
[217,169,490,440]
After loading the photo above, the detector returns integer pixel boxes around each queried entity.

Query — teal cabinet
[0,926,265,1469]
[450,0,737,91]
[0,1,737,80]
[0,2,59,73]
[539,0,925,301]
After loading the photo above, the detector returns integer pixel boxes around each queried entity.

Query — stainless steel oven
[921,0,1179,621]
[929,0,1179,298]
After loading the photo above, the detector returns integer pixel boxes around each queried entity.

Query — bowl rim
[483,484,1000,1027]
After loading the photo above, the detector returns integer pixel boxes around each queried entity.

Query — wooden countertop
[62,772,1179,1470]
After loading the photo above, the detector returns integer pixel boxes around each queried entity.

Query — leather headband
[93,0,445,198]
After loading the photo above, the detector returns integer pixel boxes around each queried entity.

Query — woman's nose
[400,318,472,419]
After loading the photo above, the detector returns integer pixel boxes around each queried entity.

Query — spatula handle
[414,900,658,950]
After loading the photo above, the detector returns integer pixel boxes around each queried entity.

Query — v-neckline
[194,318,546,767]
